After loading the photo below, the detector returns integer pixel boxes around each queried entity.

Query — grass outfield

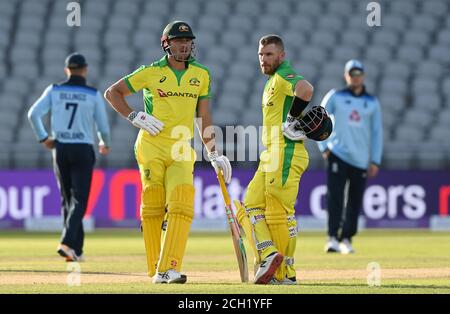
[0,229,450,293]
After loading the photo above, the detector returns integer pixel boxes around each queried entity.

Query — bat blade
[225,204,249,283]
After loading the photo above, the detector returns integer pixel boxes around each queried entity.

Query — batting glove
[128,111,164,136]
[282,114,307,141]
[208,151,232,184]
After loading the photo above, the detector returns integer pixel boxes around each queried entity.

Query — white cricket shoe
[76,254,85,262]
[57,244,78,262]
[254,252,284,284]
[324,237,340,253]
[339,239,355,254]
[268,277,297,285]
[152,269,187,284]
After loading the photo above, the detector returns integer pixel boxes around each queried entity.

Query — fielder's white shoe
[57,244,78,262]
[254,252,283,284]
[76,254,85,262]
[152,269,187,284]
[268,277,297,285]
[324,237,340,253]
[339,239,355,254]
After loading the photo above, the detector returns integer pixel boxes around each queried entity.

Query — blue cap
[345,59,364,73]
[65,52,88,69]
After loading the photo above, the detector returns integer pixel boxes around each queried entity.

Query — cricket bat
[195,122,248,282]
[216,170,249,283]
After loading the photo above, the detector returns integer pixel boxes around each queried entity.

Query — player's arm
[369,99,383,177]
[94,92,111,154]
[317,89,337,158]
[196,98,232,183]
[27,85,54,150]
[196,98,215,153]
[104,79,163,136]
[289,79,314,118]
[104,79,134,118]
[282,80,314,141]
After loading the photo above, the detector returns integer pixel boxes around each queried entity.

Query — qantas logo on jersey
[156,89,198,98]
[157,89,168,97]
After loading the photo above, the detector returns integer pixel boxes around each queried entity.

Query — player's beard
[170,43,194,62]
[261,58,282,75]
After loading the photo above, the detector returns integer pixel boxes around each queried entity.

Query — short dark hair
[259,34,284,50]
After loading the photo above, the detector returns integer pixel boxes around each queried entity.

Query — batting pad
[266,193,290,281]
[245,207,278,262]
[157,184,194,273]
[235,200,260,265]
[140,185,166,277]
[142,216,164,277]
[285,215,298,279]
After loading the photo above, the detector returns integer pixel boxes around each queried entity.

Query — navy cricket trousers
[53,141,95,256]
[326,152,367,241]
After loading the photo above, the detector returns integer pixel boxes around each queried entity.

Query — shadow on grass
[2,270,449,290]
[300,282,450,290]
[0,269,146,277]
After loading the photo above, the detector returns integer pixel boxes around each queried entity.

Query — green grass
[1,230,450,293]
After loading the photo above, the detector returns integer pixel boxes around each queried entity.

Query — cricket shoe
[57,244,78,262]
[339,239,355,254]
[152,269,187,284]
[254,252,283,284]
[268,276,297,285]
[76,254,85,262]
[324,237,340,253]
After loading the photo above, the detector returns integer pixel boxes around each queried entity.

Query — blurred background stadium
[1,0,450,170]
[1,1,450,294]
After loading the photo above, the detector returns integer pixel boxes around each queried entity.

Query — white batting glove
[208,151,232,184]
[128,111,164,136]
[282,114,307,141]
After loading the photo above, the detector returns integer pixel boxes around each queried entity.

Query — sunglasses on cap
[349,69,364,77]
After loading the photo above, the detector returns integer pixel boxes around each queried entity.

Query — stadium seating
[0,0,449,170]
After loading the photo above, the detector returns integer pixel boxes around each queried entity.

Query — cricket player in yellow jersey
[104,21,231,284]
[236,35,315,285]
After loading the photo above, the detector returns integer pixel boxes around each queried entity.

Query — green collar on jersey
[156,55,196,68]
[275,60,292,74]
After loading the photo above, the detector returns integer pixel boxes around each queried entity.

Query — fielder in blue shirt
[28,53,111,262]
[317,60,383,254]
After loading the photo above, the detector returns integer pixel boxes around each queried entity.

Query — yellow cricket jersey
[262,60,305,147]
[124,56,211,141]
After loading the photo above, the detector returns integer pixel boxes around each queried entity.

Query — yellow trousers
[135,130,196,276]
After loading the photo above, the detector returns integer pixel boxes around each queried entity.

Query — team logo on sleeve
[286,74,296,78]
[189,77,200,86]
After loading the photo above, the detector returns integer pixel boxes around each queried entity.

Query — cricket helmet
[297,106,333,141]
[160,21,196,61]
